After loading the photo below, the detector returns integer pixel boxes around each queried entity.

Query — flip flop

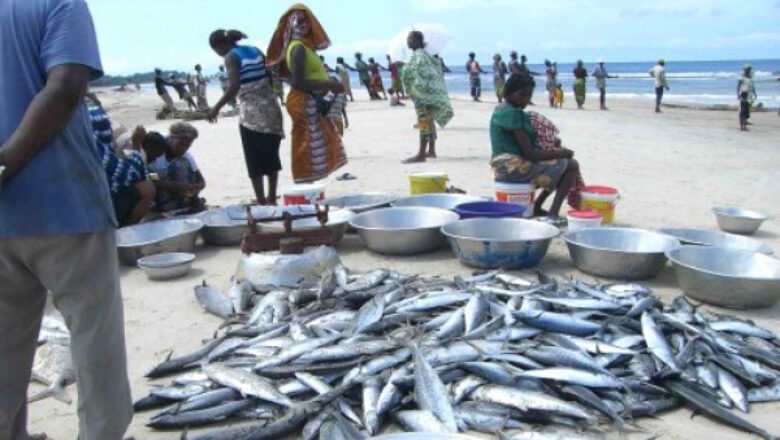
[335,173,357,181]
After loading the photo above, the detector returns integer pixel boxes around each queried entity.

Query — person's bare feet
[402,155,426,164]
[425,151,437,159]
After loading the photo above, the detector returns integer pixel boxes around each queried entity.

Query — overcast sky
[88,0,780,74]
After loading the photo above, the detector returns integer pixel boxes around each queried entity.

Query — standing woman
[194,64,209,110]
[336,57,355,101]
[572,60,588,109]
[544,60,557,107]
[207,30,285,205]
[267,4,347,183]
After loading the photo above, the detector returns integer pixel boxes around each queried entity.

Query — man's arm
[0,64,92,182]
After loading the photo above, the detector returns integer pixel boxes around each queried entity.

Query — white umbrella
[387,23,452,62]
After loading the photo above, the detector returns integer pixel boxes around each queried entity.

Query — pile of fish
[133,264,780,440]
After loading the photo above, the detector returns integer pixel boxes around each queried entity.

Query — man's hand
[0,64,91,181]
[206,107,219,123]
[131,126,147,150]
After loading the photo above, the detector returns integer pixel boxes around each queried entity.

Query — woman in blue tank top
[207,29,285,205]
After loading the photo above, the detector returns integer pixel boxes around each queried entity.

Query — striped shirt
[231,45,267,84]
[88,105,147,193]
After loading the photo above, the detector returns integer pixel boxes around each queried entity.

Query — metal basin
[713,206,771,235]
[137,252,195,280]
[226,204,322,221]
[261,209,355,244]
[116,219,203,266]
[321,192,397,213]
[564,228,681,280]
[392,194,485,211]
[194,208,248,246]
[349,207,459,255]
[442,218,560,269]
[659,227,773,255]
[667,246,780,309]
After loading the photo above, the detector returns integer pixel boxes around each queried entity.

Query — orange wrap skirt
[286,89,348,183]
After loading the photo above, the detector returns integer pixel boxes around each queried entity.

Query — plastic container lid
[494,181,535,191]
[568,210,603,220]
[410,172,448,179]
[282,183,325,195]
[581,185,618,195]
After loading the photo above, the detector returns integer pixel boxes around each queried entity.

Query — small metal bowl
[321,192,397,213]
[442,218,560,269]
[350,207,460,255]
[116,219,203,266]
[392,194,485,211]
[261,209,355,244]
[712,206,771,235]
[667,246,780,309]
[659,227,773,255]
[564,228,681,280]
[137,252,195,280]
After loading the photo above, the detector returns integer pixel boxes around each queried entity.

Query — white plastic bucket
[495,182,535,218]
[567,210,603,232]
[282,183,326,205]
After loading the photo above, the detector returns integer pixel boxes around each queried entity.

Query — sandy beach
[28,86,780,440]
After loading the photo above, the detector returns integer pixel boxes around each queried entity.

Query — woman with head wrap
[267,4,347,183]
[490,73,580,218]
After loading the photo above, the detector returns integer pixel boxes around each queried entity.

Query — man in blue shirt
[0,0,133,439]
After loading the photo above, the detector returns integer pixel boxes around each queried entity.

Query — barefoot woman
[267,4,347,183]
[208,29,285,205]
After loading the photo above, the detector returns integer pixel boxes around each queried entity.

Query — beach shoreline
[27,85,780,440]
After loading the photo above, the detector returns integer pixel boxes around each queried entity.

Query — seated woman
[489,73,580,218]
[86,95,156,226]
[145,122,207,214]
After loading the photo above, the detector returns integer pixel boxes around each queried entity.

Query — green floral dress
[402,49,454,129]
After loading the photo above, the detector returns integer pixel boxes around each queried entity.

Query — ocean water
[150,59,779,109]
[440,59,780,108]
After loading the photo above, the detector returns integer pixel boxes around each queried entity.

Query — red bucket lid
[581,185,618,195]
[568,209,602,219]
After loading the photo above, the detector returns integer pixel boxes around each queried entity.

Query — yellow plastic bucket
[409,172,449,195]
[580,186,619,225]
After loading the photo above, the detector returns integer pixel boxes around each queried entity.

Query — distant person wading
[207,29,285,205]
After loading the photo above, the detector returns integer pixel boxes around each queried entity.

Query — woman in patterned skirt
[208,29,286,205]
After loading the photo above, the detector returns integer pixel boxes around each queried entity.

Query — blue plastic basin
[453,201,525,219]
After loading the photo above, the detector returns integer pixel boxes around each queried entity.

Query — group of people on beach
[153,65,210,113]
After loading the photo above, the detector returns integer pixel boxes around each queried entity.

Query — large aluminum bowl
[564,228,681,280]
[442,218,560,269]
[349,207,459,255]
[659,227,773,255]
[321,192,397,213]
[261,209,355,244]
[194,208,248,246]
[116,219,203,266]
[712,206,771,235]
[667,246,780,309]
[392,194,485,211]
